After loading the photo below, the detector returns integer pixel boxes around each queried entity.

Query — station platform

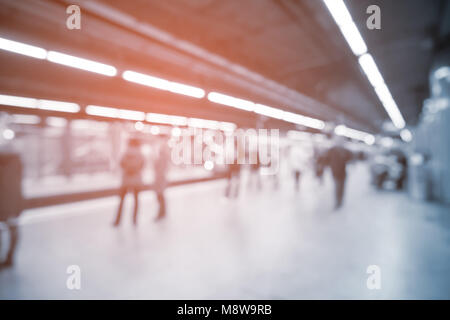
[1,164,449,299]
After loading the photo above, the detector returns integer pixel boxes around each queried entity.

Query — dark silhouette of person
[322,138,353,209]
[248,149,262,191]
[314,148,326,185]
[0,151,23,269]
[154,137,170,221]
[225,161,241,199]
[224,138,242,199]
[114,138,145,226]
[290,146,304,192]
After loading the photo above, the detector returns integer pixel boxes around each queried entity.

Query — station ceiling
[1,0,448,131]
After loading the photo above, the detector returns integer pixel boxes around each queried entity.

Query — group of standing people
[223,134,355,210]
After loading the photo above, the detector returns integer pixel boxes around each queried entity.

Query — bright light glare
[381,98,405,129]
[85,105,145,121]
[282,112,325,130]
[123,71,205,98]
[168,82,205,98]
[364,135,376,146]
[254,104,285,119]
[400,129,412,143]
[0,94,80,113]
[335,125,375,145]
[0,37,47,59]
[358,54,385,88]
[85,105,118,118]
[0,94,37,108]
[118,109,145,121]
[323,0,353,26]
[47,51,117,76]
[207,92,255,111]
[359,54,406,129]
[204,160,214,171]
[2,129,15,140]
[146,113,188,126]
[38,99,80,113]
[323,0,406,130]
[339,22,367,56]
[322,0,366,55]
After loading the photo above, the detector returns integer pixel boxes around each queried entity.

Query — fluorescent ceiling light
[282,111,325,130]
[123,70,205,98]
[0,94,80,113]
[47,51,117,76]
[123,71,170,90]
[323,0,367,55]
[374,83,393,103]
[323,0,353,26]
[0,94,37,108]
[0,37,47,59]
[85,105,118,118]
[381,98,405,129]
[207,92,255,111]
[38,99,80,113]
[400,128,412,142]
[117,109,145,121]
[168,82,205,98]
[146,113,188,126]
[339,22,367,56]
[335,124,375,145]
[254,104,285,119]
[358,54,385,88]
[85,105,145,121]
[323,1,406,130]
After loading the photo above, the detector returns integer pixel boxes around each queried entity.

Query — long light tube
[207,92,255,111]
[0,94,79,113]
[0,37,47,59]
[123,70,205,98]
[335,124,375,145]
[47,51,117,76]
[323,0,406,129]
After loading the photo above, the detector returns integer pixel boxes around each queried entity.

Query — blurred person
[322,136,353,209]
[314,147,326,185]
[248,150,262,191]
[224,138,243,199]
[0,150,23,269]
[290,145,304,192]
[114,137,145,226]
[154,136,170,221]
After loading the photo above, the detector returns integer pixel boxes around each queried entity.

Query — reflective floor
[1,164,449,299]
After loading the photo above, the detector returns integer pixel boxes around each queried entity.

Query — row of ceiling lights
[0,35,378,143]
[322,0,406,129]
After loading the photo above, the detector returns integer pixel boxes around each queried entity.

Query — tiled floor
[1,164,449,299]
